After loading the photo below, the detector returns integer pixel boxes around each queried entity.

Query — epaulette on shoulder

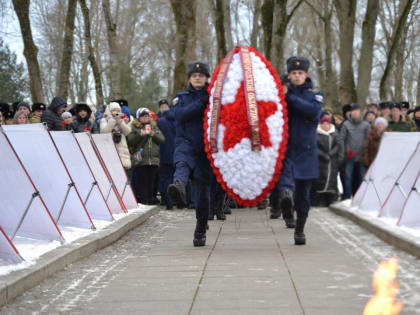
[310,87,321,93]
[176,91,190,96]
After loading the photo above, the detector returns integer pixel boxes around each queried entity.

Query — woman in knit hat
[127,107,165,205]
[362,117,388,168]
[100,101,132,170]
[311,113,339,207]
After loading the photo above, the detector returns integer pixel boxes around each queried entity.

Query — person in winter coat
[100,101,132,170]
[70,103,99,133]
[41,96,69,131]
[270,56,323,246]
[312,114,339,207]
[387,102,411,132]
[167,61,213,247]
[29,103,46,124]
[15,101,31,117]
[413,106,420,131]
[362,117,388,168]
[157,99,176,210]
[127,107,165,205]
[338,103,371,199]
[13,110,28,125]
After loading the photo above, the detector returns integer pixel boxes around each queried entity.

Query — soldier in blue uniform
[270,56,323,245]
[167,61,212,247]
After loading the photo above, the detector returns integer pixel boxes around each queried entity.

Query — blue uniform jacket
[157,109,176,165]
[172,83,212,183]
[285,78,323,180]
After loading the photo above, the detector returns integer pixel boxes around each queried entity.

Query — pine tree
[0,39,29,102]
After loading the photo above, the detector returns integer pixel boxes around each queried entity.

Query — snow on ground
[335,199,420,239]
[0,204,155,276]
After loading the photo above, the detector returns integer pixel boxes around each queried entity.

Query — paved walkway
[80,208,375,315]
[4,207,420,314]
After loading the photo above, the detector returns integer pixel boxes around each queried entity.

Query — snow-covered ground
[0,205,154,276]
[335,199,420,239]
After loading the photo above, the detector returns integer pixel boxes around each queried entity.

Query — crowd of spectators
[1,96,419,211]
[311,101,420,207]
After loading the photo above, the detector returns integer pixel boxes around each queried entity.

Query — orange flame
[363,258,402,315]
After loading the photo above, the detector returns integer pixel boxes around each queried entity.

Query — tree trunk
[170,0,197,94]
[394,24,408,101]
[57,0,77,100]
[271,0,303,73]
[250,0,261,48]
[79,0,104,104]
[379,0,414,100]
[12,0,44,103]
[334,0,357,105]
[209,0,227,62]
[323,4,339,110]
[261,0,273,59]
[416,70,420,106]
[223,0,233,50]
[102,0,121,98]
[356,0,379,105]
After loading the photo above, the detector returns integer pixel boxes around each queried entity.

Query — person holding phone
[127,107,165,205]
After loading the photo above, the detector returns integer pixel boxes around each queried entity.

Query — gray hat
[16,101,31,112]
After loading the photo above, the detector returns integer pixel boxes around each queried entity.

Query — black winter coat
[314,124,339,194]
[41,108,67,131]
[69,104,99,133]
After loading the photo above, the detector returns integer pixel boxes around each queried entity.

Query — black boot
[193,219,207,247]
[208,207,215,220]
[270,198,281,219]
[167,180,187,209]
[224,206,232,215]
[294,218,307,245]
[215,207,226,220]
[280,190,296,228]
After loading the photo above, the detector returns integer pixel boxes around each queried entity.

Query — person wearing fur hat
[70,103,99,133]
[270,56,323,246]
[167,60,213,247]
[41,96,69,131]
[362,117,388,168]
[126,107,165,205]
[388,102,411,132]
[29,102,46,123]
[311,113,339,207]
[378,101,392,119]
[100,101,132,170]
[13,110,28,125]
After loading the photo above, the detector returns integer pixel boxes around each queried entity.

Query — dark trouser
[273,157,313,219]
[294,180,312,219]
[210,177,225,214]
[174,160,210,224]
[343,160,365,199]
[159,164,174,208]
[132,164,158,204]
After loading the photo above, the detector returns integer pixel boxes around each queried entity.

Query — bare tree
[270,0,304,72]
[209,0,227,61]
[250,0,261,48]
[261,0,273,59]
[12,0,44,102]
[57,0,77,100]
[79,0,104,104]
[170,0,197,94]
[356,0,380,105]
[417,70,420,106]
[102,0,121,98]
[379,0,414,100]
[334,0,358,105]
